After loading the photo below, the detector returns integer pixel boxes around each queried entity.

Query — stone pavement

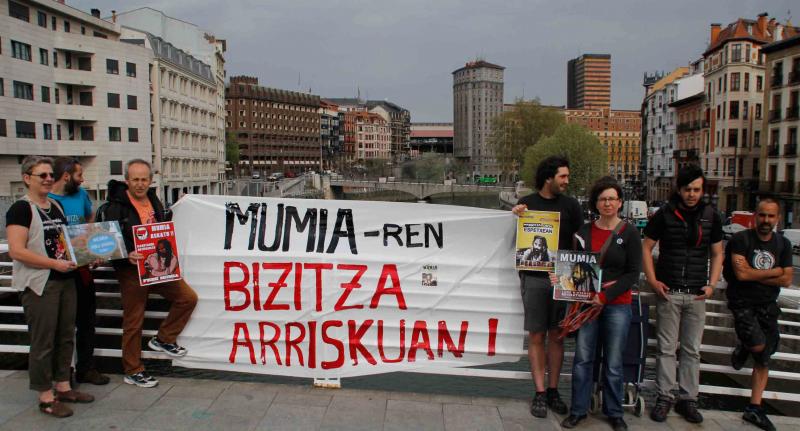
[0,370,798,431]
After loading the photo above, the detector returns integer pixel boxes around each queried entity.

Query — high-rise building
[452,60,504,177]
[567,54,611,109]
[0,1,151,199]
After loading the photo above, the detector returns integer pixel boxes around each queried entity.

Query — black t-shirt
[643,204,724,244]
[724,229,792,306]
[517,192,583,250]
[5,200,70,279]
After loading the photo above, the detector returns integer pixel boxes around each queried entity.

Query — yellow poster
[515,210,561,272]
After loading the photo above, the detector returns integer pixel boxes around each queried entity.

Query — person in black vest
[642,164,723,424]
[725,198,792,431]
[512,156,583,418]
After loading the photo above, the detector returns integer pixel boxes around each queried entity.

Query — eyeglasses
[27,172,55,180]
[598,197,620,203]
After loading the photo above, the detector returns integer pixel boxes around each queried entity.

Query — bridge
[327,178,513,200]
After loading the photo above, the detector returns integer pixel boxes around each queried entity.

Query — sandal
[55,389,95,403]
[39,400,73,418]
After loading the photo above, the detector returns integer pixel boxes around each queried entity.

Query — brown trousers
[116,265,198,374]
[20,278,76,391]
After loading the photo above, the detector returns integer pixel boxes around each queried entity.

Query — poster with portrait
[553,251,602,302]
[64,221,127,266]
[131,221,182,286]
[515,211,560,271]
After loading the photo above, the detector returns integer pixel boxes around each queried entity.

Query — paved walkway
[0,370,797,431]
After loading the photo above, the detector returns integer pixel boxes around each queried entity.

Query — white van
[622,200,649,229]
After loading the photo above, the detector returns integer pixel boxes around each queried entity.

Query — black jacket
[103,180,170,266]
[655,200,714,289]
[574,221,642,303]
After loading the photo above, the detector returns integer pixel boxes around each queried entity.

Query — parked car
[251,172,261,180]
[722,223,748,239]
[268,172,285,182]
[780,229,800,255]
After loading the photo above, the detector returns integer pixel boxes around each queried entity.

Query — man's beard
[757,223,773,235]
[64,178,79,195]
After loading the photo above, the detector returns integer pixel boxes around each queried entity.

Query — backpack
[95,201,112,223]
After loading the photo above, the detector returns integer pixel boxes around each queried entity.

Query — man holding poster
[100,159,197,388]
[512,156,583,418]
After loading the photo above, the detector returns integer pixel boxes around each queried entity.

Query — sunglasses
[27,172,55,180]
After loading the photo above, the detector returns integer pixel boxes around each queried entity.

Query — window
[53,51,58,67]
[65,52,71,68]
[754,130,761,147]
[0,78,3,96]
[731,44,742,62]
[81,26,85,35]
[730,101,739,119]
[56,124,61,139]
[729,129,738,147]
[108,127,121,142]
[16,121,35,138]
[755,103,762,119]
[0,119,6,136]
[128,128,138,142]
[107,93,120,108]
[11,40,31,61]
[127,95,137,110]
[51,15,55,30]
[37,11,46,27]
[126,62,136,77]
[756,76,763,92]
[41,86,49,102]
[43,123,52,140]
[54,88,59,103]
[80,126,93,141]
[63,20,70,33]
[77,57,91,71]
[731,73,740,91]
[106,59,118,74]
[109,161,123,175]
[13,81,33,100]
[79,91,92,106]
[93,31,107,39]
[9,1,29,22]
[743,101,749,119]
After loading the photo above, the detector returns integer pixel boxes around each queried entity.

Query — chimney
[90,9,100,18]
[710,23,722,44]
[757,12,768,34]
[111,10,117,23]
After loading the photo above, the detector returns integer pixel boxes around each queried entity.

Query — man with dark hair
[724,198,791,431]
[48,157,109,386]
[101,159,197,388]
[642,164,724,424]
[512,155,583,418]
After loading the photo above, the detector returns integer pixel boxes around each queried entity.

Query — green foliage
[488,99,564,178]
[225,132,240,173]
[521,123,607,197]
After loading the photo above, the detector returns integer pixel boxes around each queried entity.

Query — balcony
[772,74,784,88]
[785,144,797,156]
[770,109,782,123]
[702,120,710,128]
[677,123,691,133]
[768,145,780,157]
[691,121,702,130]
[790,71,800,86]
[787,106,799,120]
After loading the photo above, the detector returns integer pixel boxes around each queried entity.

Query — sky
[70,0,796,122]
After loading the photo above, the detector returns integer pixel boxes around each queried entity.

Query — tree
[488,99,564,182]
[521,123,607,197]
[225,132,240,177]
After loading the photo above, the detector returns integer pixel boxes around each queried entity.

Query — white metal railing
[1,244,800,402]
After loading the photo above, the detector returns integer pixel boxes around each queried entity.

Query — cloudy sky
[71,0,796,121]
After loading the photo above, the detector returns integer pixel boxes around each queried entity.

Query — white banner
[171,195,524,377]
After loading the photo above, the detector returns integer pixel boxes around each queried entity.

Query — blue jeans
[570,303,632,418]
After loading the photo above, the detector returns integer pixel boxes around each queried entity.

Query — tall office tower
[452,60,504,178]
[567,54,611,109]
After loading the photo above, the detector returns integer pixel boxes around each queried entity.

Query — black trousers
[74,267,97,375]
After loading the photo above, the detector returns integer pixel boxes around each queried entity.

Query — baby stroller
[589,291,648,417]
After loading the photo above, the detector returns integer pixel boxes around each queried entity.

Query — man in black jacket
[101,159,197,388]
[642,165,723,423]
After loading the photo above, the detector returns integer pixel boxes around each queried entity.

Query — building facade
[564,108,641,184]
[326,98,410,161]
[567,54,611,109]
[353,112,390,161]
[670,91,705,172]
[319,99,341,171]
[1,0,151,199]
[452,60,504,177]
[225,76,321,177]
[760,34,800,226]
[410,123,453,155]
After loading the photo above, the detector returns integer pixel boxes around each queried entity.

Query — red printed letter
[285,322,306,367]
[307,321,317,369]
[408,320,434,362]
[335,264,367,311]
[347,319,377,365]
[229,322,255,364]
[305,263,334,312]
[377,319,405,363]
[258,322,282,365]
[437,321,468,358]
[293,263,303,310]
[262,263,292,310]
[487,318,498,356]
[223,262,250,311]
[370,264,407,310]
[321,320,344,369]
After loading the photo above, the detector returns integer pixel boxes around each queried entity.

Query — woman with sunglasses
[5,156,93,418]
[560,176,642,431]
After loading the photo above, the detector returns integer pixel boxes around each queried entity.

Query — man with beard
[512,156,583,418]
[724,198,792,431]
[49,157,110,386]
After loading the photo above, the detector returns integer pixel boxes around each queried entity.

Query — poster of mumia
[515,211,560,271]
[553,251,602,302]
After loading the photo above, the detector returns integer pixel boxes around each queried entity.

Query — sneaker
[731,343,749,371]
[649,396,672,422]
[546,388,568,415]
[675,399,703,423]
[609,417,628,431]
[148,337,188,357]
[529,392,547,418]
[124,372,159,388]
[75,369,110,386]
[561,414,587,428]
[743,405,776,431]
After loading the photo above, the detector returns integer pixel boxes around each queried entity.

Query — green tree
[521,123,607,197]
[225,132,240,177]
[488,99,564,181]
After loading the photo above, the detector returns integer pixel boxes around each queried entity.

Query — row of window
[7,39,136,76]
[226,98,318,113]
[0,118,138,142]
[9,0,108,38]
[1,78,139,109]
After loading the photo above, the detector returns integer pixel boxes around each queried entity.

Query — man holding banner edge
[512,155,583,418]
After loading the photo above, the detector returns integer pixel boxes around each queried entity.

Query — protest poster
[132,221,182,286]
[553,251,602,302]
[515,210,560,271]
[63,221,127,266]
[169,195,524,378]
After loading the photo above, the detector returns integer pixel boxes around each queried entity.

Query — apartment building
[761,34,800,226]
[320,99,341,170]
[670,90,705,172]
[564,108,641,184]
[326,97,410,161]
[567,54,611,109]
[1,1,151,199]
[353,111,391,161]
